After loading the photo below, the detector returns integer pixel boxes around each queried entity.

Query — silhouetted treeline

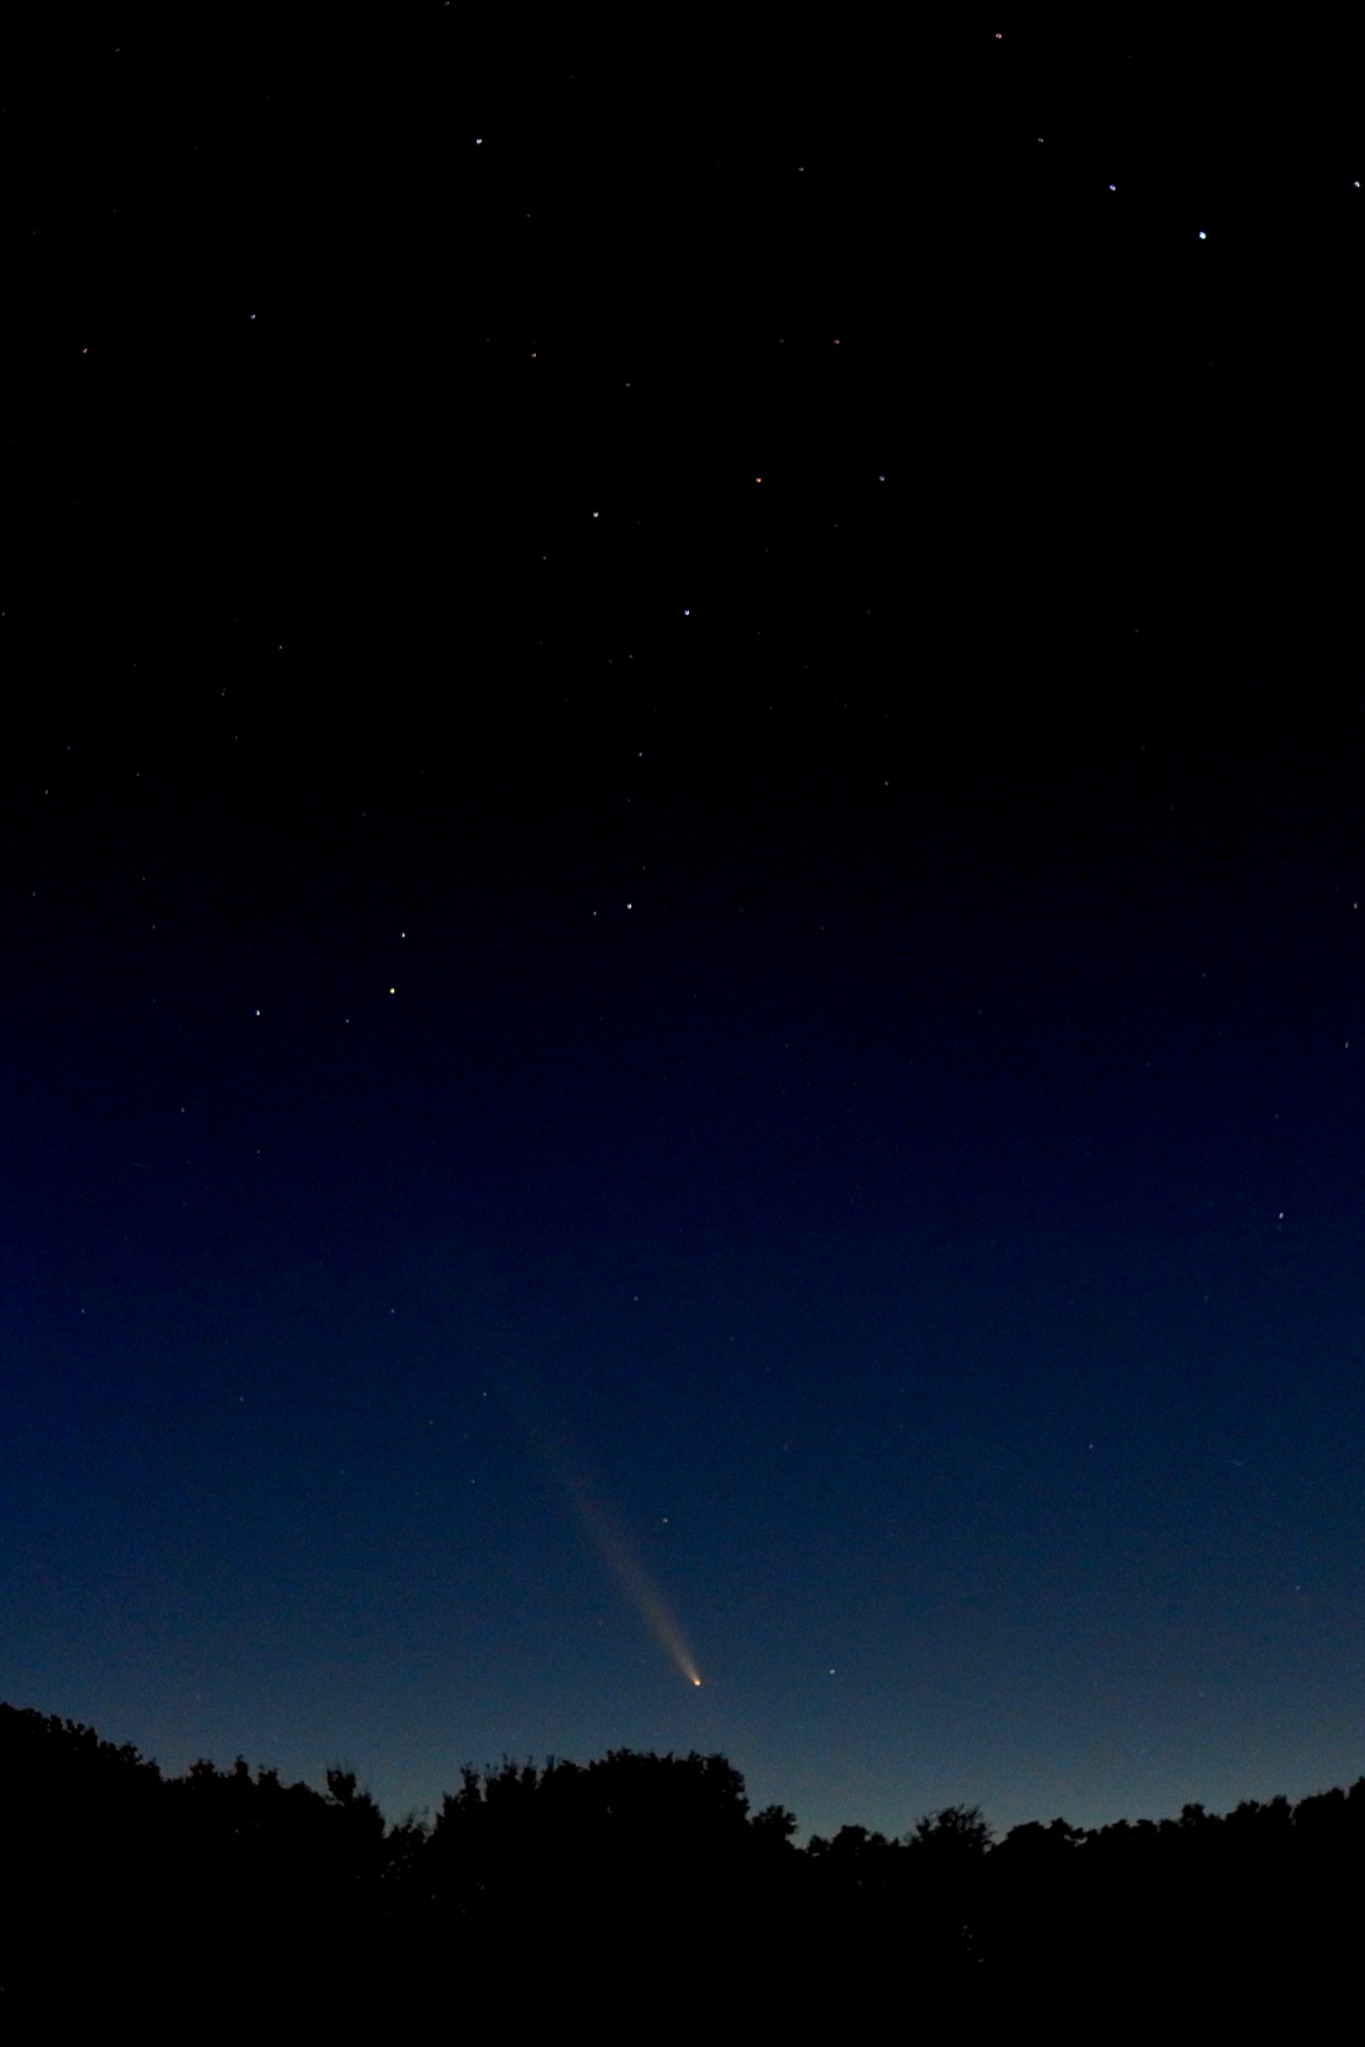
[3,1700,1361,2026]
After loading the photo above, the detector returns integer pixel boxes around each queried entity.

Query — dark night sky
[5,19,1365,1840]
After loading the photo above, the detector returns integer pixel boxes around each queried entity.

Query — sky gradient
[4,21,1365,1842]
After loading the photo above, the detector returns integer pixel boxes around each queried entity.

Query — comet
[498,1377,704,1690]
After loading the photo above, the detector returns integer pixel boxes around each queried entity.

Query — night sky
[6,21,1365,1842]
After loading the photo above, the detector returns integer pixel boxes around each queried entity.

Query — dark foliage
[3,1700,1361,2028]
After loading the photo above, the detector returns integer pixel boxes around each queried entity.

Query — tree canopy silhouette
[3,1697,1362,2025]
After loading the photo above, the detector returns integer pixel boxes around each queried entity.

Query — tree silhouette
[905,1802,993,1857]
[3,1694,1363,2024]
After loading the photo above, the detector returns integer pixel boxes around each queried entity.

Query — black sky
[4,20,1365,1839]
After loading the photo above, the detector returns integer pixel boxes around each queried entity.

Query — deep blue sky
[4,21,1365,1841]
